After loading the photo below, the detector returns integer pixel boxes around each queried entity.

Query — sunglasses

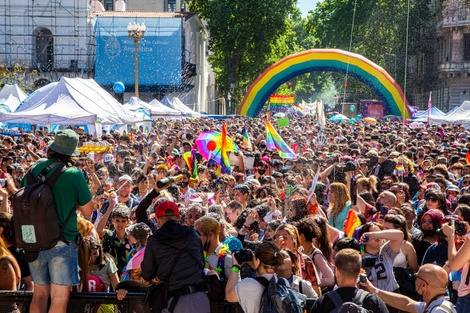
[463,181,470,185]
[426,197,438,203]
[415,273,428,285]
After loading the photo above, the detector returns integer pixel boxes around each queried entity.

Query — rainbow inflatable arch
[237,49,410,118]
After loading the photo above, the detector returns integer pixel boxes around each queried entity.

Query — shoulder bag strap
[254,276,269,288]
[34,161,61,183]
[354,289,368,305]
[326,290,344,309]
[40,162,74,241]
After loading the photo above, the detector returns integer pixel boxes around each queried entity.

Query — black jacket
[141,220,205,291]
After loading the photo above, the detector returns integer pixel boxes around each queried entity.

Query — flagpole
[427,91,432,126]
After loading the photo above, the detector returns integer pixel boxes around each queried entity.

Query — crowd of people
[0,114,470,312]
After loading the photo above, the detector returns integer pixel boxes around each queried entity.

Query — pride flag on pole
[242,125,252,151]
[220,123,231,174]
[265,119,297,159]
[344,209,362,237]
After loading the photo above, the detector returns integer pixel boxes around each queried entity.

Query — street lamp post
[127,22,146,98]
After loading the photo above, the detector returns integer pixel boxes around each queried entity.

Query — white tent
[171,97,200,116]
[412,106,445,122]
[124,97,153,116]
[0,84,28,112]
[16,82,59,112]
[0,77,143,125]
[429,101,470,126]
[147,99,182,116]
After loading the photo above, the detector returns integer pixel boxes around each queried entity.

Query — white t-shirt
[363,241,399,291]
[235,274,275,313]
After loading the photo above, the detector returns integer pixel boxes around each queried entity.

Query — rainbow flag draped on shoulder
[265,119,297,159]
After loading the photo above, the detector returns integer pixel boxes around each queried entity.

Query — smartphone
[359,273,368,283]
[361,256,377,268]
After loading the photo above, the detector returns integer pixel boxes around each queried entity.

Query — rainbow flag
[292,105,303,116]
[396,163,405,175]
[221,123,231,174]
[242,125,252,150]
[265,119,297,159]
[182,151,192,171]
[344,209,362,237]
[467,151,470,164]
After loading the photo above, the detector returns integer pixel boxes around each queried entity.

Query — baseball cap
[149,151,159,158]
[118,175,133,185]
[49,129,80,156]
[155,200,180,217]
[104,154,114,164]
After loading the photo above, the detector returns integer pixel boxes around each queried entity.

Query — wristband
[231,266,240,273]
[244,224,251,229]
[231,264,241,270]
[374,288,380,295]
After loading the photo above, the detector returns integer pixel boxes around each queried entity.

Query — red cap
[155,201,180,217]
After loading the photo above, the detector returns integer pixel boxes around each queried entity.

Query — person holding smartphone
[359,223,404,294]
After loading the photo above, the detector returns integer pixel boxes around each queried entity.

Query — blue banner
[94,17,182,87]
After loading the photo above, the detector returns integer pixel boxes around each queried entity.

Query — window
[464,33,470,61]
[103,0,114,11]
[35,28,54,70]
[168,0,176,11]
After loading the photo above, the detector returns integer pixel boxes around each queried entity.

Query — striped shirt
[363,241,399,291]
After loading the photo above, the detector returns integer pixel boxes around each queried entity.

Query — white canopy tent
[0,84,28,112]
[412,106,445,122]
[126,97,181,118]
[429,101,470,126]
[171,97,200,116]
[124,97,153,116]
[15,82,58,113]
[0,77,143,125]
[147,99,181,117]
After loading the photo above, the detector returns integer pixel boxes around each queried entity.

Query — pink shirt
[458,233,470,297]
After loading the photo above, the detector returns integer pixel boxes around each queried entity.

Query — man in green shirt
[24,129,93,313]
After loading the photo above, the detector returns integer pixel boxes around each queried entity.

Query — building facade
[0,0,218,114]
[435,0,470,111]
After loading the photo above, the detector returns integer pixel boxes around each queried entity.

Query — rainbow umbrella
[195,130,238,165]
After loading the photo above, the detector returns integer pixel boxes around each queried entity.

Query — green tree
[188,0,297,113]
[0,62,38,93]
[306,0,435,105]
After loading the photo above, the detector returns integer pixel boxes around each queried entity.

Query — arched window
[34,28,54,70]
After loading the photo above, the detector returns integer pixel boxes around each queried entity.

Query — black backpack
[12,162,72,262]
[255,276,305,313]
[326,289,370,313]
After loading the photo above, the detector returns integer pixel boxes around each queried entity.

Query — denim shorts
[456,293,470,313]
[28,241,79,286]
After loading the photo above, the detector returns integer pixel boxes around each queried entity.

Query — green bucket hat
[49,129,80,156]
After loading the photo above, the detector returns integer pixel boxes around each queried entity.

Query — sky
[298,0,320,17]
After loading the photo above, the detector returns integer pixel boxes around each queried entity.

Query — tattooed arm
[0,258,19,290]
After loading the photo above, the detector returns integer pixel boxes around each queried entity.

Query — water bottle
[156,175,183,189]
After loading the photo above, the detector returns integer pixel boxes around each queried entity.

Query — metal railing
[0,292,315,313]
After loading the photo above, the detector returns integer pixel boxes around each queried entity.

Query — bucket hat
[49,129,80,156]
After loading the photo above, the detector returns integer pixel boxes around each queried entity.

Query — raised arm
[361,229,404,253]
